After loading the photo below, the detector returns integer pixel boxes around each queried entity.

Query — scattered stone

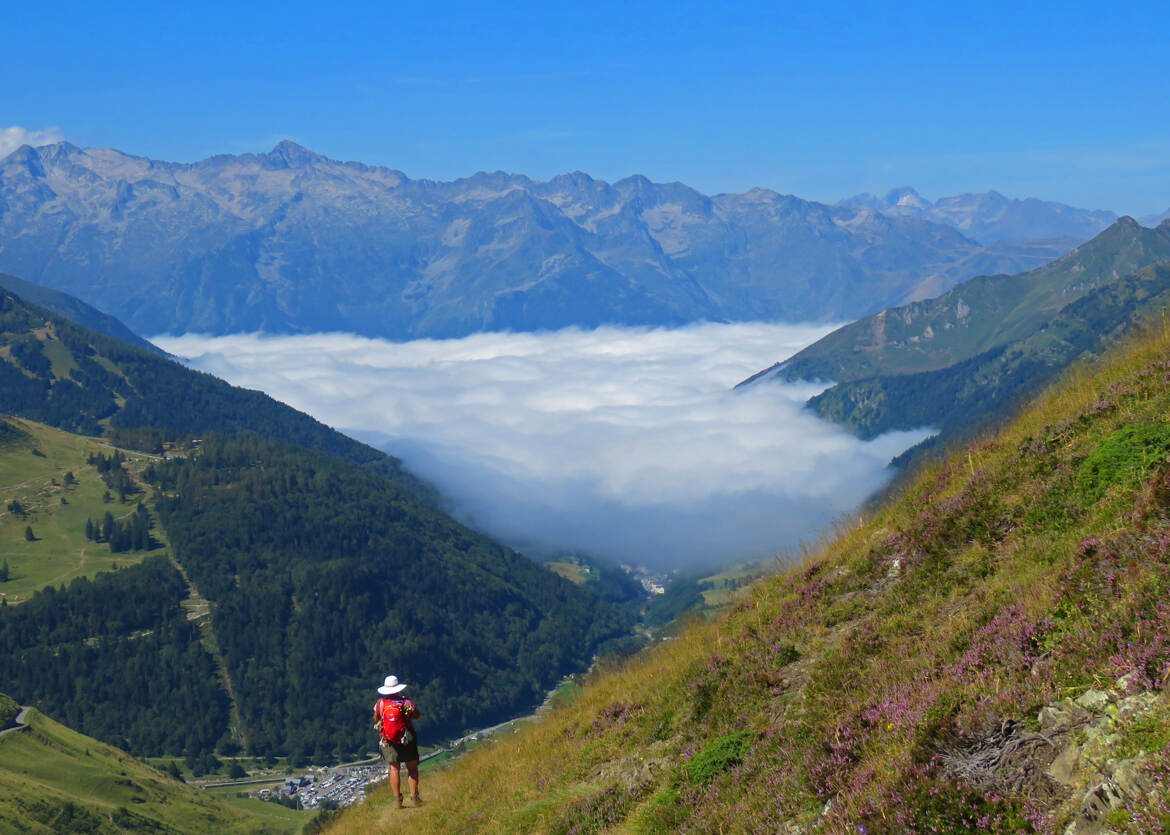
[1074,689,1111,712]
[1039,700,1091,731]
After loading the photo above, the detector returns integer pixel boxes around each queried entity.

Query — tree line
[84,505,154,553]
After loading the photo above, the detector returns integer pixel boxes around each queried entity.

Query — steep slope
[809,261,1170,440]
[0,272,162,354]
[0,283,382,464]
[758,216,1170,385]
[0,141,1061,338]
[336,326,1170,833]
[0,695,287,834]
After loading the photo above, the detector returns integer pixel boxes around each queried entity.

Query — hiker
[373,675,422,808]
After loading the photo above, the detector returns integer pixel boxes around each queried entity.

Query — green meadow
[0,417,167,604]
[0,704,285,834]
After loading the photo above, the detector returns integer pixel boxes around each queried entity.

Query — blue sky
[5,0,1169,213]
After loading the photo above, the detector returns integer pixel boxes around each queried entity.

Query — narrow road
[0,707,30,736]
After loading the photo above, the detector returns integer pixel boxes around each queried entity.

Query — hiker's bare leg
[405,760,420,797]
[388,763,401,797]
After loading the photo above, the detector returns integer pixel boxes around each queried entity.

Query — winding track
[0,707,30,736]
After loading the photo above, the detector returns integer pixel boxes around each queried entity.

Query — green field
[697,560,765,609]
[545,560,589,584]
[0,703,287,834]
[0,417,168,604]
[204,787,311,830]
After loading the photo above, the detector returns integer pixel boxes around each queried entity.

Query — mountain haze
[841,186,1117,245]
[0,141,1092,339]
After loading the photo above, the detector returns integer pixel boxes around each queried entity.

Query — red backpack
[376,698,410,745]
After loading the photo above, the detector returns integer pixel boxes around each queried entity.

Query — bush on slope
[337,325,1170,833]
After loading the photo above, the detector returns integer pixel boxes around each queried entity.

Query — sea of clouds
[155,323,932,570]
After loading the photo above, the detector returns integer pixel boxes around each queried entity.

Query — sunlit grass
[0,418,169,604]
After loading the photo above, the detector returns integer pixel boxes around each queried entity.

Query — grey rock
[1047,742,1083,788]
[1039,700,1091,731]
[1074,690,1112,712]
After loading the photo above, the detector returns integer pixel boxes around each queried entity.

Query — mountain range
[0,141,1115,339]
[839,186,1117,245]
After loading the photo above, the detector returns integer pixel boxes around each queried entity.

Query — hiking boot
[411,793,424,806]
[396,795,404,809]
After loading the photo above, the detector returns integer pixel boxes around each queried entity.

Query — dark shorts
[379,736,419,765]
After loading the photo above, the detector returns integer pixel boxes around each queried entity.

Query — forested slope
[0,556,229,755]
[338,326,1170,832]
[0,272,163,355]
[0,283,630,762]
[151,433,630,758]
[0,285,381,464]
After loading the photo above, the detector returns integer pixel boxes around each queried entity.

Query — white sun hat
[377,675,408,695]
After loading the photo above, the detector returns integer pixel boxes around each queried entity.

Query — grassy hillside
[335,326,1170,832]
[0,699,289,834]
[0,416,167,604]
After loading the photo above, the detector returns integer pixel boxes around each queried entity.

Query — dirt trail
[168,554,249,753]
[0,707,30,737]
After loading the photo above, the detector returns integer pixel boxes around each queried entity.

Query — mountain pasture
[0,418,166,604]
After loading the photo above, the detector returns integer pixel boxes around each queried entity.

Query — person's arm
[406,699,421,719]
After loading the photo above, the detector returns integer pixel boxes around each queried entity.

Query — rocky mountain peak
[263,140,326,169]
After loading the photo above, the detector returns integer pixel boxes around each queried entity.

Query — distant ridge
[840,186,1117,244]
[0,141,1101,339]
[758,216,1170,386]
[0,272,163,355]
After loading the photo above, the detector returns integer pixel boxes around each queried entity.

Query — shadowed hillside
[334,325,1170,832]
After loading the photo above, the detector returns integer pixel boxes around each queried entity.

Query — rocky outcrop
[944,681,1170,834]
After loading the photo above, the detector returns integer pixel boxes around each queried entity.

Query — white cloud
[0,126,65,159]
[154,324,932,570]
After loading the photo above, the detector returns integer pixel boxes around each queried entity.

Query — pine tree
[85,518,95,541]
[24,526,35,542]
[0,559,9,582]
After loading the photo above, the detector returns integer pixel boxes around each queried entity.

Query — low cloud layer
[156,324,932,569]
[0,125,65,159]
